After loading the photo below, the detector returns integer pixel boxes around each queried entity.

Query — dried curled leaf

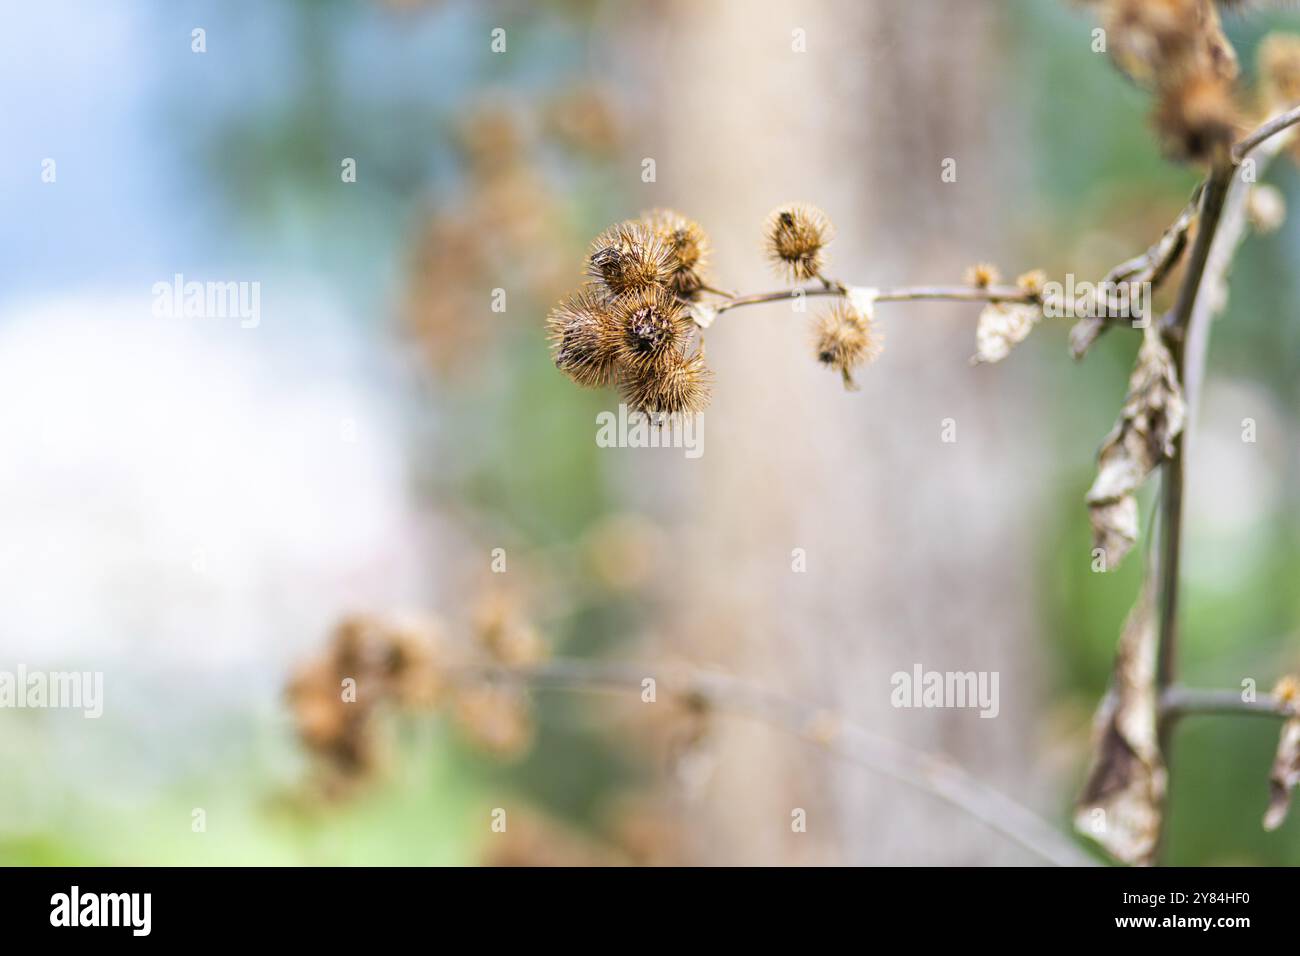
[687,302,717,329]
[972,302,1040,365]
[1264,677,1300,831]
[1069,314,1110,361]
[1090,497,1140,570]
[1264,719,1300,831]
[1069,196,1196,361]
[1085,329,1186,570]
[1074,577,1166,865]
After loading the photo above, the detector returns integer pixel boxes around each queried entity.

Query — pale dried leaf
[1085,330,1186,571]
[845,286,879,321]
[972,302,1040,365]
[1246,184,1286,235]
[1070,192,1196,360]
[687,302,716,329]
[1066,283,1124,361]
[1089,496,1139,571]
[1069,315,1107,360]
[1264,717,1300,831]
[1074,577,1166,865]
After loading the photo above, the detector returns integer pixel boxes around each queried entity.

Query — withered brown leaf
[1264,718,1300,831]
[1074,576,1166,865]
[1264,678,1300,831]
[1085,329,1186,570]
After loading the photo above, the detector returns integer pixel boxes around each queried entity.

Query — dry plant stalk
[288,1,1300,866]
[540,1,1300,866]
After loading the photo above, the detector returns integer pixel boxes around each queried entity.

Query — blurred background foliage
[1,0,1298,865]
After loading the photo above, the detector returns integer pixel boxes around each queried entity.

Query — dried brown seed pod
[587,220,675,296]
[1101,0,1237,89]
[1259,33,1300,111]
[643,208,711,300]
[450,683,534,759]
[764,203,833,281]
[1101,0,1200,86]
[619,348,713,416]
[813,301,881,389]
[964,263,1001,289]
[383,618,445,709]
[1015,269,1048,299]
[546,288,622,388]
[609,284,692,375]
[1152,69,1238,162]
[287,658,365,760]
[473,590,546,667]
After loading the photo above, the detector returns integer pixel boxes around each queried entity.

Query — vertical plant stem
[1156,162,1234,695]
[1152,159,1241,861]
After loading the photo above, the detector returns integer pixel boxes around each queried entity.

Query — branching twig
[458,658,1094,867]
[1232,102,1300,163]
[704,104,1300,336]
[1070,189,1201,359]
[1156,162,1235,699]
[710,282,1036,317]
[1157,133,1290,700]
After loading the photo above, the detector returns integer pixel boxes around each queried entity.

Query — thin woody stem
[1148,121,1290,861]
[711,283,1035,316]
[1156,162,1235,695]
[1069,188,1200,358]
[458,658,1094,867]
[1161,686,1298,722]
[1147,160,1236,865]
[1232,102,1300,163]
[698,282,738,298]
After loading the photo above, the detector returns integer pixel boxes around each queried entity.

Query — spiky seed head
[643,208,711,300]
[1016,269,1048,298]
[1153,69,1237,162]
[450,684,533,758]
[764,203,833,281]
[813,301,882,390]
[1275,675,1300,704]
[965,263,1001,289]
[610,285,691,374]
[1101,0,1204,87]
[1259,33,1300,111]
[620,349,712,417]
[473,591,545,667]
[587,220,675,296]
[546,288,621,388]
